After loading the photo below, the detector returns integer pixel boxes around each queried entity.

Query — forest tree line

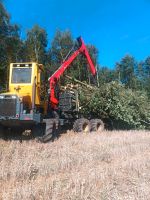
[1,2,150,129]
[1,2,150,92]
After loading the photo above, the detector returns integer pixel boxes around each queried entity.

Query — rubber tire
[73,118,90,133]
[90,119,104,132]
[38,119,59,143]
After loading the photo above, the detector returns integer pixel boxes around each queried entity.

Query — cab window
[11,68,32,83]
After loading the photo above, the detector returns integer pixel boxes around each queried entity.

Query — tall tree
[115,55,138,89]
[25,25,48,64]
[98,67,117,85]
[48,30,74,74]
[48,30,99,84]
[0,2,22,87]
[141,57,150,96]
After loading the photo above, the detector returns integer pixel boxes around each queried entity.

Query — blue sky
[4,0,150,68]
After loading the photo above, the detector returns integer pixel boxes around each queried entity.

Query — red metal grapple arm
[49,37,96,109]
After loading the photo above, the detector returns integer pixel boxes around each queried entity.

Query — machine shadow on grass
[0,125,72,143]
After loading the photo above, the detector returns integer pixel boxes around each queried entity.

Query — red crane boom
[49,37,96,109]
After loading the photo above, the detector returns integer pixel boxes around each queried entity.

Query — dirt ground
[0,130,150,200]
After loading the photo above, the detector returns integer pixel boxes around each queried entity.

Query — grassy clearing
[0,130,150,200]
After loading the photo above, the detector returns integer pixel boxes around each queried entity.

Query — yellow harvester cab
[0,63,47,128]
[8,62,46,112]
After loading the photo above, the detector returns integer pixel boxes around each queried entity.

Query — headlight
[11,95,16,99]
[0,96,4,99]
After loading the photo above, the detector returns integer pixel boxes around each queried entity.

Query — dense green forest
[1,2,150,129]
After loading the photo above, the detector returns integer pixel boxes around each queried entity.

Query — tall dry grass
[0,130,150,200]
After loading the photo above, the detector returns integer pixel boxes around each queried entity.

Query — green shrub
[79,82,150,129]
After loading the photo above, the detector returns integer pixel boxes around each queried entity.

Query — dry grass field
[0,130,150,200]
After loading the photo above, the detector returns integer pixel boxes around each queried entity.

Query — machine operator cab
[9,63,44,111]
[0,63,46,124]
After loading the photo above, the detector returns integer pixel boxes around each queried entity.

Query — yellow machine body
[5,62,46,111]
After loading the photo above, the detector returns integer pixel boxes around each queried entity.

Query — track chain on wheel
[37,119,59,143]
[73,118,90,133]
[90,119,104,132]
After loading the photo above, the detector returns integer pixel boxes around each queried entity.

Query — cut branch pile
[63,76,150,129]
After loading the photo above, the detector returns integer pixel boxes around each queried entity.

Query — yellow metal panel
[3,62,46,112]
[8,63,42,108]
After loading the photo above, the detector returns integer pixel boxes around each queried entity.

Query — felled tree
[78,81,150,129]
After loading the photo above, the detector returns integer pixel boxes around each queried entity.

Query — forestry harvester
[0,37,104,142]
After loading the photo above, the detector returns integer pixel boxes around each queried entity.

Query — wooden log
[65,75,94,90]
